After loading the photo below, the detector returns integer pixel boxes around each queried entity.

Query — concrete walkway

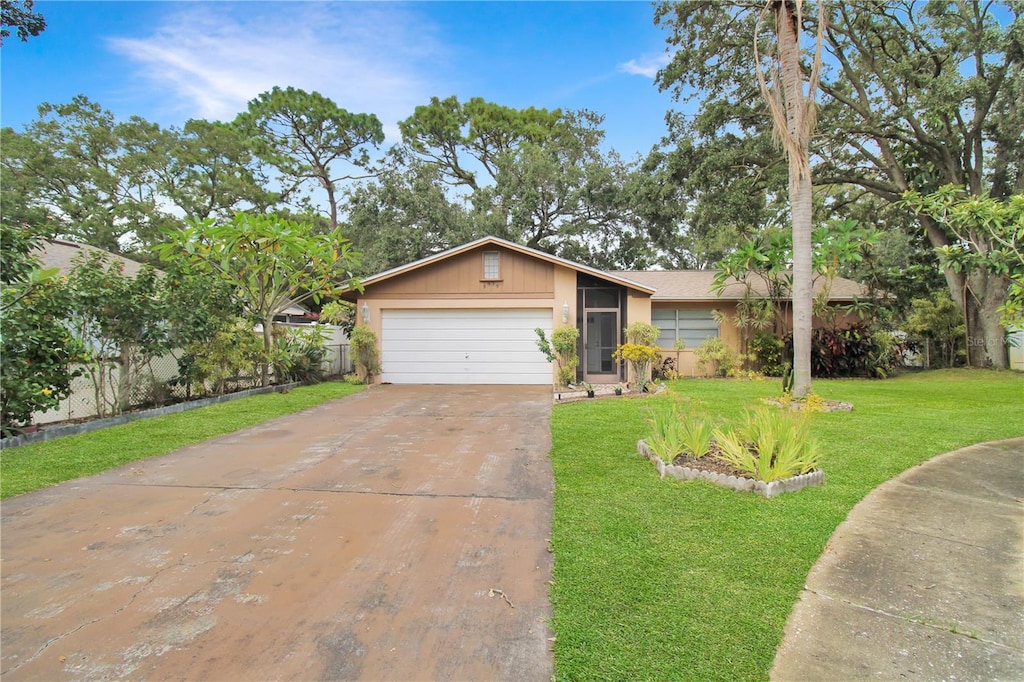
[1,385,555,681]
[772,438,1024,681]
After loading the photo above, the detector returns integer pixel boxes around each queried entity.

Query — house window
[482,251,500,280]
[651,309,719,348]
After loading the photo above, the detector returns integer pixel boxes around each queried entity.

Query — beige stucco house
[341,236,866,385]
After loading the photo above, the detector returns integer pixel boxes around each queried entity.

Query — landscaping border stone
[0,382,302,450]
[636,439,825,498]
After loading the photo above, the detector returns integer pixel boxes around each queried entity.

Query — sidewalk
[771,438,1024,681]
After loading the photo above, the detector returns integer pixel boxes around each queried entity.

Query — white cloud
[618,53,671,79]
[106,3,447,141]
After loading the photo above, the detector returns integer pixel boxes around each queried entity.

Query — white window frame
[482,250,501,280]
[652,309,720,348]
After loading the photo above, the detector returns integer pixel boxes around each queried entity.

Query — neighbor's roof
[38,239,311,315]
[342,236,657,299]
[611,270,868,302]
[37,239,153,278]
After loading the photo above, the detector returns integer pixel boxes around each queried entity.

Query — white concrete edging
[637,439,824,498]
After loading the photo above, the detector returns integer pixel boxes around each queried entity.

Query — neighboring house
[341,236,868,385]
[37,239,152,277]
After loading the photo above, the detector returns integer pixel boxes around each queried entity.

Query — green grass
[549,369,1024,681]
[0,382,364,499]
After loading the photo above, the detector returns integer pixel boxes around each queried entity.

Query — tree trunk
[965,269,1010,368]
[775,0,814,398]
[790,174,813,397]
[261,316,273,386]
[920,215,1010,368]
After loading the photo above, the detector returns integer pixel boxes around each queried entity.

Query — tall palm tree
[754,0,825,398]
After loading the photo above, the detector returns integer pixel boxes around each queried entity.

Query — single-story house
[340,236,867,385]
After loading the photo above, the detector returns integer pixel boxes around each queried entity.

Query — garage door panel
[384,329,541,344]
[385,351,544,364]
[381,309,553,385]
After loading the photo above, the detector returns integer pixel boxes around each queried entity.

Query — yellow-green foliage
[644,397,714,461]
[713,407,819,481]
[349,324,381,383]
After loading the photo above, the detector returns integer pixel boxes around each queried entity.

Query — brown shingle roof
[610,270,867,301]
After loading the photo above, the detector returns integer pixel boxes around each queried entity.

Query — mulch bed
[671,443,750,479]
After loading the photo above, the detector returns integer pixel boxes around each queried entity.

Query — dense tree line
[1,0,1020,373]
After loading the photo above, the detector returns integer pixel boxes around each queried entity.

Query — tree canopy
[654,0,1023,366]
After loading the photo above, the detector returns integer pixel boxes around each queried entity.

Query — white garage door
[381,309,553,384]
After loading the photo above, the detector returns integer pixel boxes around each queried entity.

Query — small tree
[157,213,361,386]
[616,321,661,388]
[349,324,381,383]
[0,225,85,434]
[185,319,264,395]
[64,250,171,416]
[905,292,965,368]
[535,325,580,386]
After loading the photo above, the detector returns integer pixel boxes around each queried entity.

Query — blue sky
[1,1,682,160]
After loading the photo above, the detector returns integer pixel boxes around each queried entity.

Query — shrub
[350,324,381,383]
[273,325,327,385]
[694,337,737,377]
[749,331,786,376]
[713,407,820,482]
[614,343,659,388]
[625,321,660,347]
[1,224,87,435]
[186,319,263,395]
[537,325,580,386]
[782,323,908,379]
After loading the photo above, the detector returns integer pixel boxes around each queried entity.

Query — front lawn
[549,369,1023,681]
[0,381,364,499]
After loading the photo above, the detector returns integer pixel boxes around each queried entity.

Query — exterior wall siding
[364,245,554,298]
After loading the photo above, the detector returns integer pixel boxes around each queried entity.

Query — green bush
[750,331,786,376]
[694,337,737,377]
[350,324,381,383]
[187,319,264,395]
[273,325,327,385]
[537,325,580,386]
[0,224,87,435]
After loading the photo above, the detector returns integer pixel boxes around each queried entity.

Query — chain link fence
[32,343,351,426]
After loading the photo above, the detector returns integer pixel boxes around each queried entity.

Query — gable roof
[343,236,657,298]
[612,270,867,302]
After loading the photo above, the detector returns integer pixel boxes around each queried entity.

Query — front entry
[579,281,623,384]
[584,310,619,382]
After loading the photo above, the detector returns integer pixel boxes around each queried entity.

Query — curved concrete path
[1,385,554,681]
[772,438,1024,681]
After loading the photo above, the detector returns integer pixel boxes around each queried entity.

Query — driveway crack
[3,555,187,676]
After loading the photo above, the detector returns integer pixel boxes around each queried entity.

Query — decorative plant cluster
[614,321,661,387]
[644,399,820,482]
[536,325,580,387]
[349,324,381,384]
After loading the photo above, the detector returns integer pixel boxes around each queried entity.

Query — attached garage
[381,309,553,385]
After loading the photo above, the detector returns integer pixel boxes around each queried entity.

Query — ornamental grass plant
[713,407,820,481]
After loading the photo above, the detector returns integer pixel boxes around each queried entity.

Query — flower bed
[637,438,824,498]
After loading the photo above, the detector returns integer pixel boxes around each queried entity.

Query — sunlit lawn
[549,369,1024,681]
[0,381,364,499]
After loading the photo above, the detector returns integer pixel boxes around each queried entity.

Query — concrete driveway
[1,385,555,681]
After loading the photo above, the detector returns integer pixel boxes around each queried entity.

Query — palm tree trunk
[790,173,813,396]
[776,0,814,397]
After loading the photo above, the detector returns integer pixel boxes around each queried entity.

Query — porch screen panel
[652,309,719,348]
